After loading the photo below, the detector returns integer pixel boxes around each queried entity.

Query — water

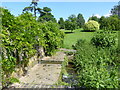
[62,62,78,86]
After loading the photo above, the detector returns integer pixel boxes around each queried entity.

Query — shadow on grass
[81,30,96,32]
[64,32,74,34]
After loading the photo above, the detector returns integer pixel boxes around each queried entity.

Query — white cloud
[104,13,112,17]
[94,14,101,18]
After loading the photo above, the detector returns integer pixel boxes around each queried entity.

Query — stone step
[9,83,66,88]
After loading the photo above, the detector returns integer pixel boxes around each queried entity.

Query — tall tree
[58,17,65,29]
[68,14,77,22]
[99,16,106,29]
[65,20,76,32]
[76,13,85,28]
[67,14,77,29]
[111,1,120,18]
[38,7,56,22]
[23,0,42,18]
[88,15,99,22]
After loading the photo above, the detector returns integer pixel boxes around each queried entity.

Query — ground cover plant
[73,31,119,88]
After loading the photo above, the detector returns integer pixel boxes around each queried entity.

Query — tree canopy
[58,17,65,29]
[111,1,120,18]
[76,13,85,28]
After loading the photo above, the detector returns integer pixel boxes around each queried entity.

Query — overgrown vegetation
[1,1,120,89]
[1,7,64,88]
[91,31,118,48]
[73,31,119,88]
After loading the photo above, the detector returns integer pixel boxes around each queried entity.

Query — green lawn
[62,29,119,49]
[62,29,95,49]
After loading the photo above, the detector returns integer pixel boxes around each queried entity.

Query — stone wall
[11,47,45,79]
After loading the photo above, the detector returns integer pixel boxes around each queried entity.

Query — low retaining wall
[11,47,44,79]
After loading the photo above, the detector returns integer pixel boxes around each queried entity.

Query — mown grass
[62,29,119,49]
[62,29,95,49]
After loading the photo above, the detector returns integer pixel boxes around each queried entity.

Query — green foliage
[65,14,78,31]
[72,39,86,50]
[76,13,85,28]
[1,8,64,88]
[65,20,77,32]
[58,17,65,29]
[74,40,119,88]
[99,16,106,30]
[88,15,99,22]
[1,56,16,76]
[64,13,85,30]
[77,65,118,88]
[111,1,120,18]
[23,1,41,18]
[41,21,65,55]
[91,31,117,48]
[38,7,56,23]
[83,20,100,32]
[1,7,15,29]
[38,13,56,23]
[107,15,120,31]
[99,15,120,31]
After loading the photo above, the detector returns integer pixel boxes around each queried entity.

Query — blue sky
[1,2,118,21]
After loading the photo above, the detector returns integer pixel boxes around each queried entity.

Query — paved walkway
[10,51,66,88]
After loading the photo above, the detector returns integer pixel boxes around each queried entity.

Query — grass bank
[62,29,95,49]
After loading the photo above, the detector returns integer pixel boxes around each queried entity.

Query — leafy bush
[91,31,117,48]
[72,39,86,50]
[99,15,120,31]
[1,8,64,88]
[83,20,100,32]
[41,21,65,55]
[73,39,119,88]
[65,21,77,32]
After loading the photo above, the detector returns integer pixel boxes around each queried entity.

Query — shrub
[99,15,120,31]
[74,40,119,88]
[65,21,77,32]
[91,31,117,48]
[42,21,65,55]
[83,20,100,32]
[72,39,86,50]
[1,8,64,88]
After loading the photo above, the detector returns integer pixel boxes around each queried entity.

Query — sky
[1,1,119,22]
